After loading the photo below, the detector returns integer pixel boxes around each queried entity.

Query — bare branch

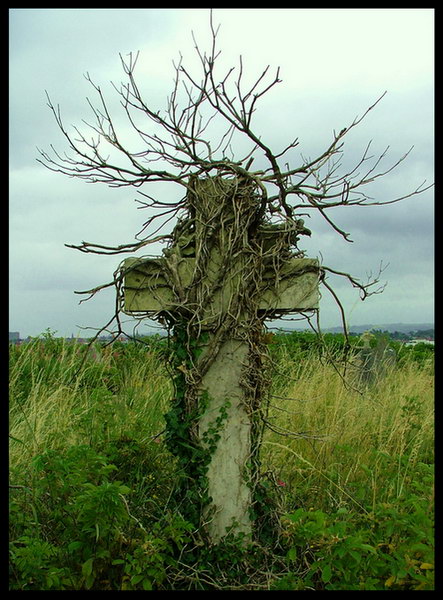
[65,234,172,255]
[322,262,388,301]
[37,13,432,345]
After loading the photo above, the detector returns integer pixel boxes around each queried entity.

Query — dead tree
[37,15,432,542]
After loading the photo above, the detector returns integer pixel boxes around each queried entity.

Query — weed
[9,332,434,590]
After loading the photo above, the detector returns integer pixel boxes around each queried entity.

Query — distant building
[9,332,20,342]
[404,339,434,347]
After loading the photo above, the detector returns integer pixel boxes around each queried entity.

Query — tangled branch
[37,11,433,443]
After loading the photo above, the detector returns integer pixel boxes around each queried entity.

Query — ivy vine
[163,324,234,529]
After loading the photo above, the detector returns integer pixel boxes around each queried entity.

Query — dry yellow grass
[262,351,434,510]
[9,341,171,474]
[9,339,433,513]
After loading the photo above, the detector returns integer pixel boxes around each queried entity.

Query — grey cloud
[9,9,434,336]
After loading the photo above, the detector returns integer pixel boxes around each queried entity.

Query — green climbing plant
[163,324,235,528]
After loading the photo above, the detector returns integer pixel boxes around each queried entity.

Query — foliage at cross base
[9,441,434,591]
[9,332,434,590]
[277,486,434,591]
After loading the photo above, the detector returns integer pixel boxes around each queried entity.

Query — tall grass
[263,345,434,512]
[10,336,433,503]
[9,334,434,590]
[9,338,171,476]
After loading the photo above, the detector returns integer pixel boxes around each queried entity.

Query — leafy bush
[10,446,128,589]
[9,333,434,590]
[9,442,196,590]
[278,460,434,590]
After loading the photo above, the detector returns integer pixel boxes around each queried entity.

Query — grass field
[9,331,434,590]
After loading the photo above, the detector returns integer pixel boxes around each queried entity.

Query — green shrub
[9,442,194,591]
[279,461,434,590]
[9,333,434,590]
[9,445,131,589]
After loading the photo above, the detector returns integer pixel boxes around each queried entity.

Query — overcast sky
[9,8,434,339]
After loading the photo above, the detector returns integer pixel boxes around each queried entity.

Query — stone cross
[120,176,320,542]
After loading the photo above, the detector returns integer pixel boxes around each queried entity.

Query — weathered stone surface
[119,176,321,543]
[122,256,319,315]
[198,339,252,541]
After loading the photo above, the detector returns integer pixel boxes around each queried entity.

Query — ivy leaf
[287,547,297,562]
[321,564,332,583]
[66,541,83,555]
[143,578,153,590]
[82,558,94,578]
[82,557,96,588]
[131,574,144,585]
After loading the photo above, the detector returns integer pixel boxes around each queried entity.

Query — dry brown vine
[36,10,433,536]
